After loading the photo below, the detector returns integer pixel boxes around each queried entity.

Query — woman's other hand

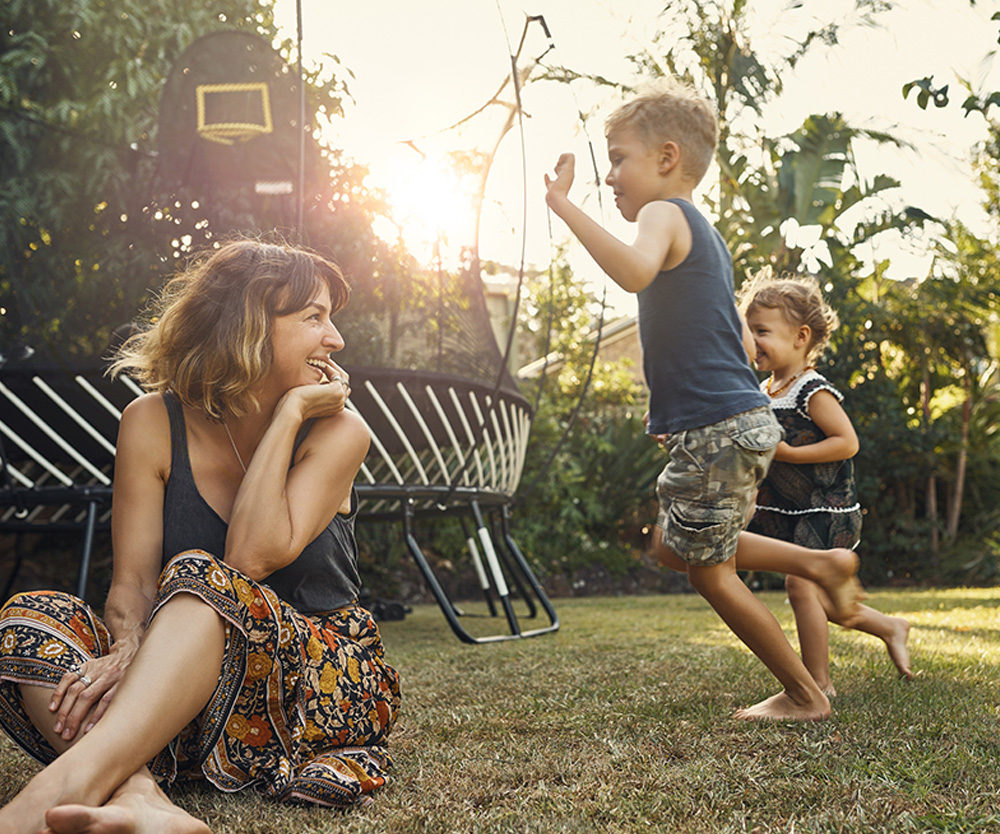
[49,640,139,741]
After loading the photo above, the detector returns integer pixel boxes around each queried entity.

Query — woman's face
[268,282,345,389]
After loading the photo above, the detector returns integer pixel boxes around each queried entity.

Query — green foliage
[0,0,383,360]
[902,76,950,110]
[0,0,260,354]
[510,256,656,579]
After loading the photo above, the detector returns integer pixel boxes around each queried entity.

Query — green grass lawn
[2,588,998,833]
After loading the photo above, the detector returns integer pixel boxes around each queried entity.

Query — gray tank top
[639,198,768,434]
[160,392,362,614]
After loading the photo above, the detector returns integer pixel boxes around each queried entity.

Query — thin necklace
[766,365,813,398]
[222,416,247,474]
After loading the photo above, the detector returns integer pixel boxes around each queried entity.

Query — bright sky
[274,0,1000,316]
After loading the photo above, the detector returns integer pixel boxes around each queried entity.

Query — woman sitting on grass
[0,238,400,833]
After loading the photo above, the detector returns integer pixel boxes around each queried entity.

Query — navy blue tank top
[638,199,768,434]
[160,393,362,614]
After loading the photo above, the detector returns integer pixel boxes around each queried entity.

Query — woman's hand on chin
[280,360,352,421]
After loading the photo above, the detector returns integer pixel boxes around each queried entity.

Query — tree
[0,0,366,359]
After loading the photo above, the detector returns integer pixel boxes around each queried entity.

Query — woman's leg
[0,593,224,834]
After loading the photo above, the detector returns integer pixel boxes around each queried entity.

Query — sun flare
[374,153,480,265]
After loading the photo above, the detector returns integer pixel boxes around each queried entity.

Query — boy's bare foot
[734,690,830,722]
[816,549,865,626]
[884,616,913,680]
[43,774,210,834]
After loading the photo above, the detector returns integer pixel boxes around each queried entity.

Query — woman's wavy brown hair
[110,238,349,418]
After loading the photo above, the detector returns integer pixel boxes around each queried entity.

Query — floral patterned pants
[0,550,401,807]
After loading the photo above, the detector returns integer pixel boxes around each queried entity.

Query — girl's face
[746,305,808,373]
[268,282,345,389]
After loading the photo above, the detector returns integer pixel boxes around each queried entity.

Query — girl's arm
[223,382,369,580]
[50,394,170,740]
[773,389,859,464]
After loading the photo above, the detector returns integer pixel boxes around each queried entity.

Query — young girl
[742,275,912,696]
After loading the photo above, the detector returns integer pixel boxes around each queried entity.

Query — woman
[0,239,400,833]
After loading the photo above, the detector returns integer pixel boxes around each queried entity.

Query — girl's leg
[0,593,224,834]
[685,558,830,721]
[806,588,913,680]
[785,576,835,695]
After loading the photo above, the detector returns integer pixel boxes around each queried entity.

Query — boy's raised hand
[544,153,576,205]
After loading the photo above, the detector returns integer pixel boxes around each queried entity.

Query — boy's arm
[737,307,755,364]
[774,390,859,464]
[544,153,682,294]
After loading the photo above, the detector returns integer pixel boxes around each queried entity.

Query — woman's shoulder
[119,393,172,454]
[121,391,169,423]
[116,393,172,477]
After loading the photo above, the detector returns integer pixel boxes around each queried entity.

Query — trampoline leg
[499,505,559,630]
[402,499,478,644]
[490,511,537,618]
[470,501,520,636]
[398,499,558,643]
[460,515,497,617]
[75,501,98,602]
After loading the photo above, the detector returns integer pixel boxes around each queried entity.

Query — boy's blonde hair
[605,79,719,184]
[740,270,840,363]
[109,237,350,419]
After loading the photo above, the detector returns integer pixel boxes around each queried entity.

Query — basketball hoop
[195,82,273,145]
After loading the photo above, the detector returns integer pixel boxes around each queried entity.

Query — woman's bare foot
[815,549,865,626]
[42,773,210,834]
[883,616,913,680]
[734,690,830,722]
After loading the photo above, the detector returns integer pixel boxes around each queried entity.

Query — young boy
[544,81,863,721]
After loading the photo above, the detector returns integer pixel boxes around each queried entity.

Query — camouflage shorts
[656,406,782,567]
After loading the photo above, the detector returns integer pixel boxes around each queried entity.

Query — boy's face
[604,127,666,222]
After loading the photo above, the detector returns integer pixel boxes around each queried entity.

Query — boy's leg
[785,576,835,695]
[653,527,863,625]
[733,531,863,624]
[685,556,830,721]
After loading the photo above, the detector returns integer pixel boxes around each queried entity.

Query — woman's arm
[223,384,370,580]
[50,394,169,739]
[773,389,859,464]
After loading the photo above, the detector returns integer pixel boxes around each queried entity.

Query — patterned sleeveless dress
[748,370,862,550]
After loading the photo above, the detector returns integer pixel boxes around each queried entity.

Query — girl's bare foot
[816,549,865,626]
[884,616,913,679]
[43,773,210,834]
[815,682,837,698]
[734,690,830,722]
